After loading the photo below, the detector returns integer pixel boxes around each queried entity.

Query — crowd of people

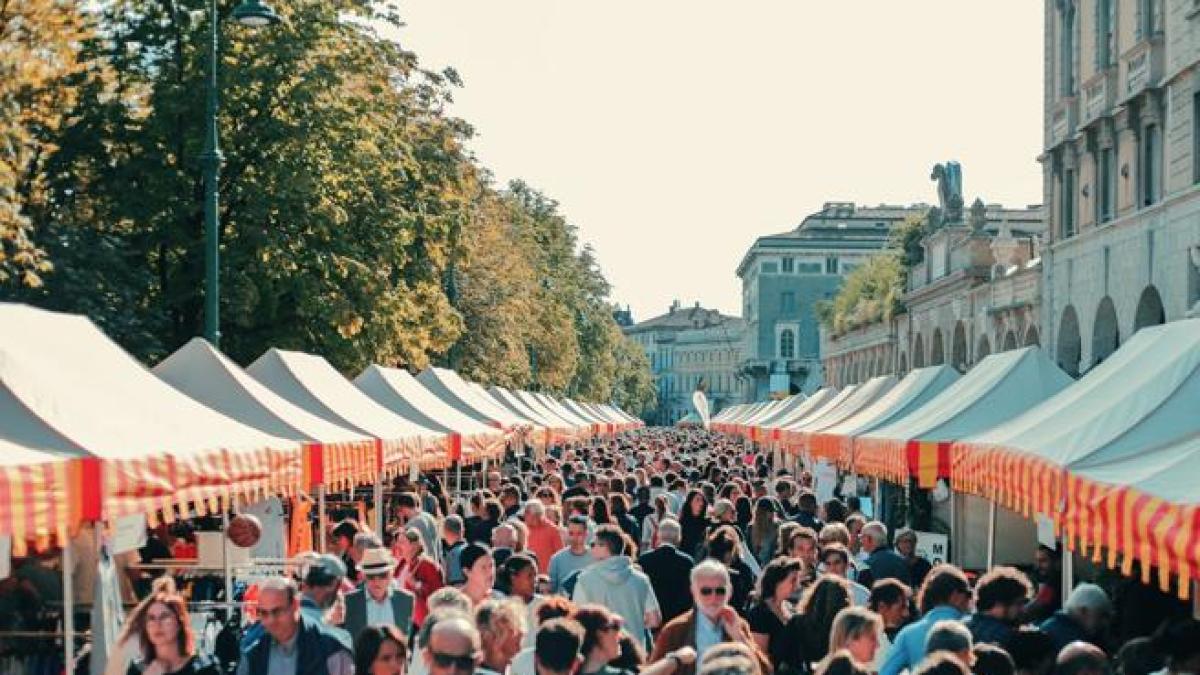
[110,429,1199,675]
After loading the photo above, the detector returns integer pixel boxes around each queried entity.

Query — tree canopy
[1,0,655,416]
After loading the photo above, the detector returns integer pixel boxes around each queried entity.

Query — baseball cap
[304,553,347,585]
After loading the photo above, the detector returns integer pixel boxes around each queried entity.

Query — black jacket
[637,544,696,624]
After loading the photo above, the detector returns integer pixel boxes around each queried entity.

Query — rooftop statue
[931,161,964,224]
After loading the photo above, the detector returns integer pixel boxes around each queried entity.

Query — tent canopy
[750,394,809,428]
[808,365,961,465]
[0,304,302,535]
[416,368,526,430]
[248,349,448,473]
[856,347,1072,486]
[355,365,507,464]
[954,319,1200,530]
[782,376,897,456]
[155,338,376,490]
[769,388,841,431]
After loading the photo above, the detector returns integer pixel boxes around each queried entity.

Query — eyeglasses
[698,586,728,597]
[600,620,623,632]
[258,606,292,620]
[431,651,479,671]
[366,572,391,581]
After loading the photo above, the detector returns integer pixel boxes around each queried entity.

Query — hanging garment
[288,497,314,558]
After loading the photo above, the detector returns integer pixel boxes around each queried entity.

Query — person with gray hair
[857,520,911,587]
[422,610,483,675]
[639,517,696,624]
[1040,583,1112,653]
[237,576,355,675]
[650,560,770,675]
[924,620,974,666]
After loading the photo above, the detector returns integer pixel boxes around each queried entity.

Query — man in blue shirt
[880,565,973,675]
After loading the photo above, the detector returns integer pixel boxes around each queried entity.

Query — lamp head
[232,0,280,27]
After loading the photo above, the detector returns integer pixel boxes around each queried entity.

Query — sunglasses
[366,572,391,581]
[600,620,623,632]
[698,586,728,597]
[431,651,478,670]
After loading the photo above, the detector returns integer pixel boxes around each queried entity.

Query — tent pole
[221,508,233,612]
[62,536,75,670]
[1193,581,1199,619]
[317,486,327,554]
[455,461,463,497]
[374,477,384,539]
[1062,546,1074,595]
[948,487,957,565]
[986,500,997,569]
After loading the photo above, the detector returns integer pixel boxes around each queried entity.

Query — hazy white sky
[391,2,1044,322]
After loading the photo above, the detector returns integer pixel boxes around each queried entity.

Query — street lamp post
[202,0,280,347]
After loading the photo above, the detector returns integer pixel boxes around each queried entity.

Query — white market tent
[155,338,377,491]
[808,365,961,466]
[562,398,609,425]
[248,349,450,473]
[748,394,810,429]
[516,390,587,430]
[760,388,840,432]
[853,347,1073,487]
[354,365,508,465]
[416,367,528,431]
[0,305,304,533]
[780,375,898,455]
[483,385,556,427]
[948,320,1200,588]
[527,391,594,429]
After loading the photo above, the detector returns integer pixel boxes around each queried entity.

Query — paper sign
[813,460,838,504]
[1036,514,1057,549]
[110,513,147,555]
[915,531,949,566]
[841,475,857,499]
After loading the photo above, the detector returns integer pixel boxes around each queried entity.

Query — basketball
[226,513,262,548]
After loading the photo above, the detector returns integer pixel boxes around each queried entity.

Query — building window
[761,261,779,274]
[1136,0,1160,39]
[797,261,822,274]
[781,257,794,273]
[1142,123,1161,206]
[1194,92,1200,185]
[1098,147,1115,222]
[780,292,796,314]
[825,256,839,275]
[1062,169,1077,239]
[779,329,795,359]
[1096,0,1114,68]
[1061,2,1077,96]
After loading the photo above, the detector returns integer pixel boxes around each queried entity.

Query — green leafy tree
[611,334,656,417]
[23,0,471,371]
[0,0,94,288]
[817,252,905,336]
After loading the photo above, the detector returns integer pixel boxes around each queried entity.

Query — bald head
[1055,641,1109,675]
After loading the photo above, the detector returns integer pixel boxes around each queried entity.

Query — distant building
[1040,0,1200,377]
[623,301,747,425]
[821,197,1045,385]
[736,202,927,399]
[612,305,634,328]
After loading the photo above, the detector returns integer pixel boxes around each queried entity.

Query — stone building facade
[736,203,927,398]
[821,202,1046,386]
[623,302,748,425]
[1041,0,1200,377]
